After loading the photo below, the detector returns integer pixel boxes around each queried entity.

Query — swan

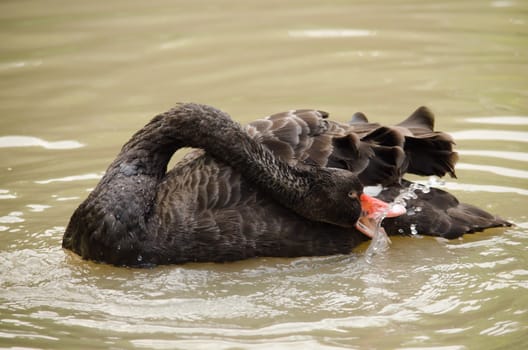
[63,103,509,266]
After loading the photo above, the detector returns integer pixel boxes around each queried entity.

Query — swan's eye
[348,191,358,199]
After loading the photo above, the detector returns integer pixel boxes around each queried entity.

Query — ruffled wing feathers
[248,106,458,186]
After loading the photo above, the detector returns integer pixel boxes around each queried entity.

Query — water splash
[365,182,431,262]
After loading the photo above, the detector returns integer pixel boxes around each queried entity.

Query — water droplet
[365,181,431,259]
[364,185,383,196]
[428,176,445,187]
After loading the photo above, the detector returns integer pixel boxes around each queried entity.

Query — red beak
[359,193,406,219]
[356,193,406,238]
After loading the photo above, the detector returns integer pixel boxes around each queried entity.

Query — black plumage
[63,103,510,266]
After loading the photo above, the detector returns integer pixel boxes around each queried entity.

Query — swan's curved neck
[167,104,310,200]
[108,103,311,209]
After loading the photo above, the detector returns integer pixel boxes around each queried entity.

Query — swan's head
[305,168,405,234]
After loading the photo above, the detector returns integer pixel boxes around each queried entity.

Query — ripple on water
[35,173,103,185]
[288,29,376,38]
[26,204,52,213]
[0,211,24,224]
[449,130,528,143]
[457,150,528,162]
[456,163,528,179]
[0,136,84,149]
[0,189,17,199]
[431,181,528,196]
[0,225,526,348]
[465,116,528,125]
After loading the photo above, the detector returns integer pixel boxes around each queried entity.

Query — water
[1,0,527,349]
[365,182,431,260]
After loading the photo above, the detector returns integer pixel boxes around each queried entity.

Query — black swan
[63,103,510,266]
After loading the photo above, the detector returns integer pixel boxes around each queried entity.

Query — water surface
[1,1,527,349]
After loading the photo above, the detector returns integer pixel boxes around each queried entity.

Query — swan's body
[63,103,509,266]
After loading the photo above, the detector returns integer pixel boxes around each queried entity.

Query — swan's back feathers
[353,127,407,185]
[403,135,458,178]
[349,112,369,124]
[397,106,435,132]
[248,107,458,185]
[395,106,458,178]
[246,110,333,167]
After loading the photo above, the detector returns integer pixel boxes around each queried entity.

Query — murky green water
[1,1,527,349]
